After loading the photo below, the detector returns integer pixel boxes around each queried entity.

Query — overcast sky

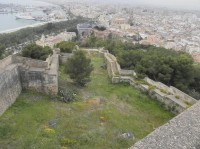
[69,0,200,10]
[134,0,200,10]
[95,0,200,10]
[31,0,200,10]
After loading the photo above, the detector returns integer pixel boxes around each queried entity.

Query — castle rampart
[0,49,59,116]
[92,48,200,149]
[88,48,197,115]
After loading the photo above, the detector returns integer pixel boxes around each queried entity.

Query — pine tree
[65,50,93,86]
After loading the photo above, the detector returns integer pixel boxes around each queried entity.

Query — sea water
[0,0,54,33]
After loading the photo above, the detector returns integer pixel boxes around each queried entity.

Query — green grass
[0,55,174,149]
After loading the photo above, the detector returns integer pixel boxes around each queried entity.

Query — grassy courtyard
[0,55,174,149]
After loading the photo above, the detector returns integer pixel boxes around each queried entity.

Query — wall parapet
[12,55,48,68]
[60,52,73,64]
[120,69,136,76]
[129,100,200,149]
[90,47,200,149]
[90,48,197,115]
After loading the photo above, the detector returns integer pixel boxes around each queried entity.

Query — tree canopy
[0,44,5,59]
[94,26,106,31]
[56,41,76,53]
[65,50,93,86]
[0,17,88,48]
[81,36,200,99]
[21,43,52,60]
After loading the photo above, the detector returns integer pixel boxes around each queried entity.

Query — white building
[36,32,76,48]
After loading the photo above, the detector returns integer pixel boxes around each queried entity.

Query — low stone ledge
[93,48,197,114]
[129,101,200,149]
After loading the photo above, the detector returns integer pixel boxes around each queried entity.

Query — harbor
[0,0,68,32]
[0,18,69,34]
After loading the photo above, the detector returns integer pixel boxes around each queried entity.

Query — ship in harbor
[15,13,35,20]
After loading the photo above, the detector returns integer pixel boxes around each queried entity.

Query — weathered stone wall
[19,67,57,95]
[12,56,48,68]
[90,48,197,115]
[120,69,136,76]
[60,53,73,64]
[0,64,22,116]
[104,52,121,83]
[170,86,197,104]
[46,49,59,94]
[129,100,200,149]
[0,49,59,116]
[119,76,187,114]
[145,77,169,91]
[83,48,200,149]
[104,53,115,77]
[46,55,53,68]
[18,49,59,95]
[97,47,200,148]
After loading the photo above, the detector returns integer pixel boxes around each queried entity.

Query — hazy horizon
[119,0,200,10]
[0,0,199,10]
[0,0,54,6]
[42,0,200,10]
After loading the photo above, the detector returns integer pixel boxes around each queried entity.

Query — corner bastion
[0,49,59,116]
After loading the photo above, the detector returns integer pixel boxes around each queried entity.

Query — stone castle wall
[0,61,22,115]
[129,100,200,149]
[60,53,73,64]
[1,47,200,148]
[95,48,197,114]
[0,49,59,116]
[94,47,200,148]
[12,56,48,68]
[103,52,121,83]
[19,49,59,95]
